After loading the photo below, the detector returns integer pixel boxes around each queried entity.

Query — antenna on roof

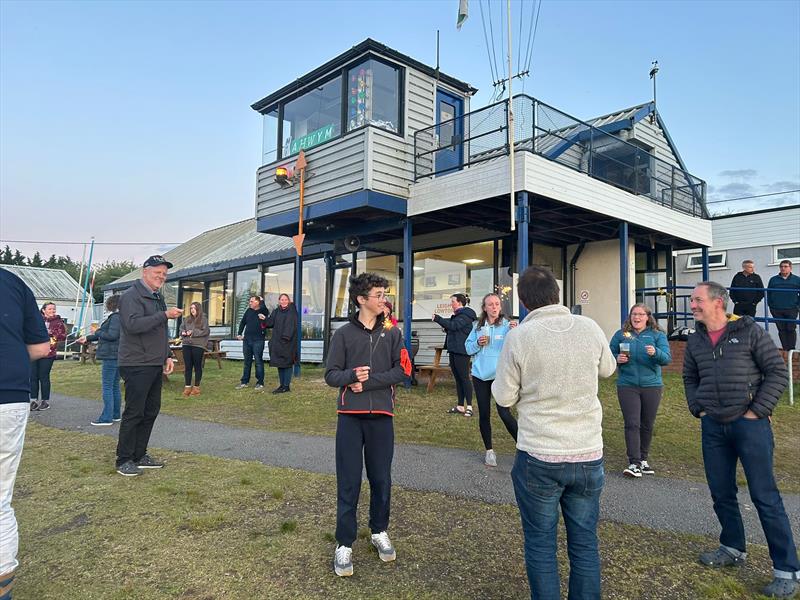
[435,29,440,82]
[649,60,659,124]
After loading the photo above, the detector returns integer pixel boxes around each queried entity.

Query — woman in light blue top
[465,293,518,466]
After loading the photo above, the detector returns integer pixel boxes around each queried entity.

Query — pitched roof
[104,219,295,290]
[1,265,83,301]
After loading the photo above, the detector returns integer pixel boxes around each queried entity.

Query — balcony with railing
[414,94,709,219]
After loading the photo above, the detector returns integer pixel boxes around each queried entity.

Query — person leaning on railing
[729,260,764,318]
[767,260,800,351]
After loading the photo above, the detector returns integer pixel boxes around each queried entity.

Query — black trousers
[472,376,518,450]
[770,308,799,351]
[449,353,472,407]
[30,357,55,400]
[617,386,663,464]
[335,414,393,547]
[182,346,205,386]
[733,303,757,318]
[117,365,163,466]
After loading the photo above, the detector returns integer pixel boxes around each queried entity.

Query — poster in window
[448,273,461,286]
[424,276,437,288]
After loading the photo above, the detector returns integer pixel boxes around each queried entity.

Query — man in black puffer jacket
[684,281,798,599]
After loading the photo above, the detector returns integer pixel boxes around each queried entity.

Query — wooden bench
[78,343,97,365]
[417,346,451,393]
[204,338,226,369]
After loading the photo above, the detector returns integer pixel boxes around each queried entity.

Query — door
[435,89,464,176]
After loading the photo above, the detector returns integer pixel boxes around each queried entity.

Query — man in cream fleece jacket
[493,266,616,600]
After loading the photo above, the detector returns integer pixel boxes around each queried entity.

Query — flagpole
[508,0,515,231]
[73,237,95,344]
[69,243,87,342]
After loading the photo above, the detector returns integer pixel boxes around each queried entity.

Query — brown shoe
[190,386,201,396]
[182,386,192,397]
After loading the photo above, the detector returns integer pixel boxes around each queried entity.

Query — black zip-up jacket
[118,280,170,367]
[324,312,406,416]
[433,306,477,355]
[729,272,764,307]
[683,315,788,422]
[238,304,269,340]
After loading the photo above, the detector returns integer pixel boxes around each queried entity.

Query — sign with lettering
[289,124,335,154]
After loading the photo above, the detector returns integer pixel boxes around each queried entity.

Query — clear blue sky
[1,0,798,263]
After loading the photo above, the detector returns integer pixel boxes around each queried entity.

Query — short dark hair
[779,259,792,268]
[349,272,389,306]
[518,266,560,311]
[451,293,469,306]
[105,294,120,312]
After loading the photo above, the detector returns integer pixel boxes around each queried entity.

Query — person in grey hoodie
[78,294,122,426]
[115,256,183,477]
[324,273,412,578]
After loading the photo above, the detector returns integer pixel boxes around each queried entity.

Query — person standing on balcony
[767,260,800,351]
[29,302,66,412]
[729,260,764,318]
[264,293,297,394]
[180,302,209,397]
[465,293,518,467]
[609,303,671,478]
[78,294,122,425]
[236,296,269,390]
[115,255,183,477]
[433,293,477,416]
[684,281,797,599]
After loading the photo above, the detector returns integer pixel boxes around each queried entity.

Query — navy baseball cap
[143,255,173,269]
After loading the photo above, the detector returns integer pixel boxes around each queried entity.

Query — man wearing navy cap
[115,256,183,477]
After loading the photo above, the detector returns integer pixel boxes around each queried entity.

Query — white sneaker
[334,545,353,576]
[640,460,655,475]
[623,463,642,478]
[485,449,497,467]
[370,531,396,562]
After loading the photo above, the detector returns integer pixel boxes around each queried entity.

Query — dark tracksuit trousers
[617,386,663,465]
[335,413,393,547]
[116,365,163,466]
[30,357,55,400]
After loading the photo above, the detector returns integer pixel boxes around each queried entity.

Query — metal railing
[414,94,709,219]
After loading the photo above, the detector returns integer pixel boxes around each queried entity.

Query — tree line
[1,246,137,302]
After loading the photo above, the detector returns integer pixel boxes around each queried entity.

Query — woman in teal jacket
[610,303,672,478]
[465,293,518,467]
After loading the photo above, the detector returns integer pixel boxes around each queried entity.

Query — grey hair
[741,259,754,266]
[698,281,729,305]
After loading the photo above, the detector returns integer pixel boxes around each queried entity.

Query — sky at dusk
[1,0,798,264]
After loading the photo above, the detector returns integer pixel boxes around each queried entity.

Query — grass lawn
[51,361,800,492]
[14,424,780,600]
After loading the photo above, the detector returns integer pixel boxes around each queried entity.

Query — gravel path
[32,393,800,545]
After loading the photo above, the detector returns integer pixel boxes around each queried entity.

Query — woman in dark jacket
[433,293,477,416]
[265,293,298,394]
[79,295,122,425]
[30,302,67,411]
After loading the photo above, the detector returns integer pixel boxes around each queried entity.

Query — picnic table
[417,346,450,392]
[165,338,227,381]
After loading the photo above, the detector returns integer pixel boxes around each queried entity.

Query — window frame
[268,53,406,162]
[684,251,727,271]
[772,243,800,265]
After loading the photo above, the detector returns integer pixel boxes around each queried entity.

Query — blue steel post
[403,218,413,387]
[516,192,529,320]
[619,221,629,325]
[701,247,710,282]
[293,254,302,377]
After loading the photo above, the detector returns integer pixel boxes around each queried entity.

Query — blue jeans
[98,359,121,422]
[511,451,604,600]
[278,367,292,388]
[701,415,800,577]
[241,339,265,385]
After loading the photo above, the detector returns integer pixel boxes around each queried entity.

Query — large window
[685,252,726,271]
[302,258,326,340]
[281,76,342,158]
[347,59,401,134]
[263,263,294,309]
[208,279,229,327]
[413,241,494,319]
[262,108,280,165]
[234,269,261,328]
[774,244,800,264]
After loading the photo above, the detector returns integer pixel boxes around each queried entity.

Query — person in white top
[493,266,616,600]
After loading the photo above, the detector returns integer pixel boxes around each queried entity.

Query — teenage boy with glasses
[324,273,412,577]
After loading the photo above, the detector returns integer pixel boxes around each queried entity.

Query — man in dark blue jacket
[236,296,269,390]
[767,260,800,351]
[324,273,411,578]
[684,281,798,599]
